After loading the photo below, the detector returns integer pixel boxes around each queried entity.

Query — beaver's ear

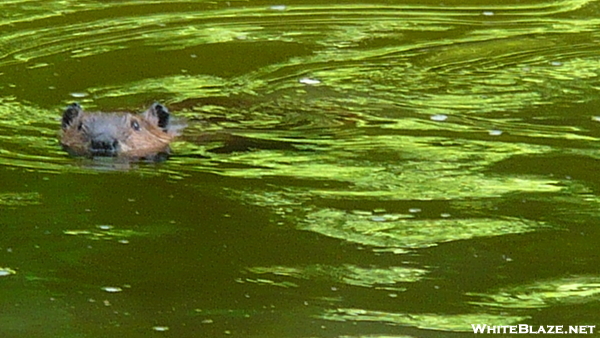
[62,103,83,130]
[143,103,170,131]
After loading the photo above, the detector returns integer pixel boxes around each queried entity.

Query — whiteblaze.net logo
[472,324,596,335]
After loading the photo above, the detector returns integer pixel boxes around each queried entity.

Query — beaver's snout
[90,139,120,155]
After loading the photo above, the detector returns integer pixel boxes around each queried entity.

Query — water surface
[1,0,600,337]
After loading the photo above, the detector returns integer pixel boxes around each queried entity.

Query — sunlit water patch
[2,0,600,170]
[303,211,542,251]
[245,264,427,289]
[0,191,41,206]
[321,309,528,333]
[468,275,600,309]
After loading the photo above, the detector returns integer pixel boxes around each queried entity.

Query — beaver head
[60,103,184,159]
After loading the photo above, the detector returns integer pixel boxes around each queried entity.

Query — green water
[1,0,600,337]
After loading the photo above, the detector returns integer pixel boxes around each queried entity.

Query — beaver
[60,103,185,159]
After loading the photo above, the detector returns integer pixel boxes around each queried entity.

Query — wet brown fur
[61,103,184,159]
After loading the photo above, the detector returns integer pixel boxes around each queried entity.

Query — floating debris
[70,92,88,98]
[152,326,169,332]
[482,11,494,16]
[430,114,448,121]
[299,77,321,85]
[269,5,287,11]
[102,286,123,293]
[488,129,503,136]
[0,267,16,277]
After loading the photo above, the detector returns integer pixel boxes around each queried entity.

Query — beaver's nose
[90,139,119,154]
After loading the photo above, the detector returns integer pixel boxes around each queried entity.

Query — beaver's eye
[131,120,140,131]
[77,122,83,131]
